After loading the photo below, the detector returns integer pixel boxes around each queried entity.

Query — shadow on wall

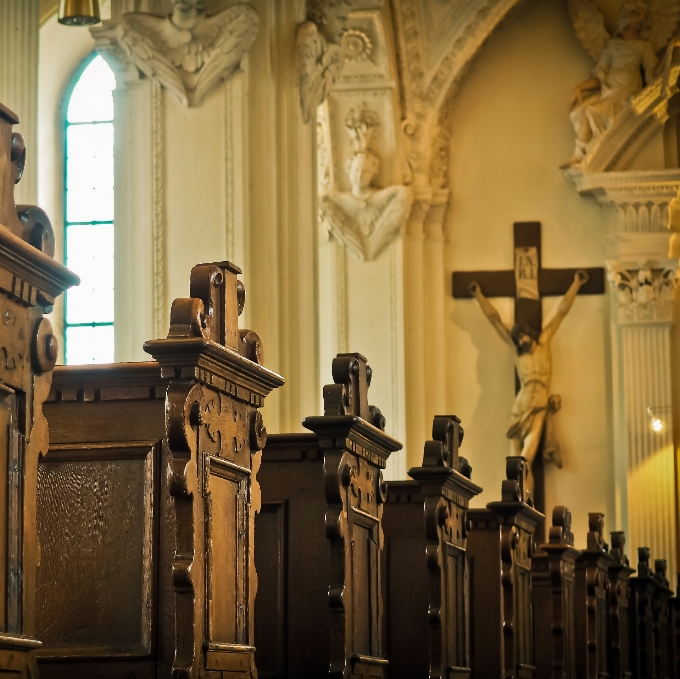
[449,298,515,508]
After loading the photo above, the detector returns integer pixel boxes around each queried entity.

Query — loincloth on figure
[507,385,563,468]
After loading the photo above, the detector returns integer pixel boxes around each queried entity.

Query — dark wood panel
[36,443,158,658]
[254,502,286,679]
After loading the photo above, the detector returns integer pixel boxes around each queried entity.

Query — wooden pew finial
[586,512,607,552]
[422,415,471,477]
[166,261,263,363]
[610,530,629,566]
[638,547,652,577]
[502,455,532,506]
[322,352,386,429]
[548,505,574,546]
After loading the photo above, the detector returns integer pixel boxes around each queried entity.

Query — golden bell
[58,0,101,26]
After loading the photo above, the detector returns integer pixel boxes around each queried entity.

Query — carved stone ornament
[297,0,352,124]
[563,0,680,167]
[608,262,678,323]
[320,105,413,261]
[93,1,259,107]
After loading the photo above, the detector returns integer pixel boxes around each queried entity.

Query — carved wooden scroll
[630,547,657,678]
[652,559,673,679]
[0,102,77,677]
[574,512,612,679]
[145,261,284,679]
[531,506,581,678]
[383,415,481,679]
[467,456,543,678]
[302,352,401,679]
[607,531,634,679]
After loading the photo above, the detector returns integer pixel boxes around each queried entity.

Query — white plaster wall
[445,0,614,545]
[38,15,97,361]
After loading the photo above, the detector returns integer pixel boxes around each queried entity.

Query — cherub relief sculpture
[468,271,589,494]
[116,0,259,106]
[563,0,680,167]
[320,106,412,261]
[297,0,351,124]
[610,265,677,321]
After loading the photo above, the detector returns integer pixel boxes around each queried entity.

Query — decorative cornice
[303,414,402,467]
[566,168,680,202]
[0,227,78,307]
[143,337,284,403]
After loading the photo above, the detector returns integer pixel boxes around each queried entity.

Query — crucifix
[452,222,605,535]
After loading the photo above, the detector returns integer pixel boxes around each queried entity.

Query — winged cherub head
[615,0,651,40]
[345,150,381,198]
[306,0,352,45]
[170,0,206,30]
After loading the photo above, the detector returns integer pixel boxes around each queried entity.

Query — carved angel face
[308,0,351,45]
[346,151,380,192]
[172,0,205,12]
[616,2,650,39]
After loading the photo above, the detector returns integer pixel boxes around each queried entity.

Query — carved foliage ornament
[108,0,259,107]
[320,105,412,261]
[608,264,677,323]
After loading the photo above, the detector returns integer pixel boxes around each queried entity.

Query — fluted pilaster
[620,321,677,578]
[0,0,39,204]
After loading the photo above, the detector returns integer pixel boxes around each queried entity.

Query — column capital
[606,258,678,326]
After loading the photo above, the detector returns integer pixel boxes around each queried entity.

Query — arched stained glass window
[64,55,115,364]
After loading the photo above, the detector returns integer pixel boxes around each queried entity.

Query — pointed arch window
[63,54,115,364]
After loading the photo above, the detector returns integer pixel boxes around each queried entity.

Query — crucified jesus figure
[467,269,589,497]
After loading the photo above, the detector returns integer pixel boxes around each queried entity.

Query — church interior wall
[443,0,615,544]
[30,0,680,562]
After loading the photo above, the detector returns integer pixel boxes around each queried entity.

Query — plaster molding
[391,0,524,187]
[151,79,165,339]
[91,3,259,107]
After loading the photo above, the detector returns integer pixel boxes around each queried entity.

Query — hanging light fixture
[58,0,101,26]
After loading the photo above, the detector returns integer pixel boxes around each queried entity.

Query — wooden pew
[382,415,482,679]
[36,262,283,678]
[531,506,580,678]
[574,513,612,679]
[255,353,401,679]
[467,456,543,679]
[670,575,680,679]
[630,547,657,678]
[652,559,673,679]
[0,102,78,677]
[607,531,634,679]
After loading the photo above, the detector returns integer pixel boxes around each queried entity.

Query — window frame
[62,51,116,364]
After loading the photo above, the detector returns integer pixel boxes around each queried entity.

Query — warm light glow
[652,418,663,432]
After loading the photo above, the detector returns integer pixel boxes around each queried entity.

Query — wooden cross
[452,222,605,537]
[452,222,605,333]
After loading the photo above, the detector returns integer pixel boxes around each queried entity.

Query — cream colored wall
[444,0,614,544]
[38,15,97,361]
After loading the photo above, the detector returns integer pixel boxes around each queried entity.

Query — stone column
[403,188,451,469]
[0,0,39,204]
[590,174,680,578]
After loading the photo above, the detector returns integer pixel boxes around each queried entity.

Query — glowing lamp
[58,0,100,26]
[652,418,663,432]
